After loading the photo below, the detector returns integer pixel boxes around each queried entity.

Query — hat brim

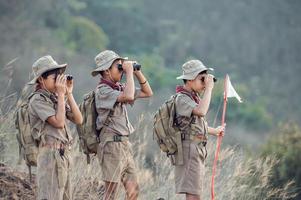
[28,63,67,85]
[91,57,128,77]
[176,67,214,80]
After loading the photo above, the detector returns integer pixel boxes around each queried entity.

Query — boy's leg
[175,141,205,198]
[62,150,72,200]
[99,140,128,199]
[121,142,139,200]
[123,180,139,200]
[37,147,68,200]
[103,181,119,200]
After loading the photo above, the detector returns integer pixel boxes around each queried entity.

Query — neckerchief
[99,78,124,91]
[176,85,200,104]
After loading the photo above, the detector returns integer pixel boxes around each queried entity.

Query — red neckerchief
[176,85,200,104]
[99,78,124,91]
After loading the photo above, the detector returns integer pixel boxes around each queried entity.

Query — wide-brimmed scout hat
[28,55,67,85]
[91,50,128,77]
[176,59,214,80]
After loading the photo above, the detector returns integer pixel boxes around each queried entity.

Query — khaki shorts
[174,140,206,196]
[37,147,72,200]
[97,132,137,183]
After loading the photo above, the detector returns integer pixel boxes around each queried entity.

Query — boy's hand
[215,123,226,137]
[55,74,67,96]
[133,68,142,76]
[205,74,215,89]
[122,61,134,73]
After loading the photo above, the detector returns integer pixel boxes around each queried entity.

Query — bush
[261,122,301,198]
[58,16,109,53]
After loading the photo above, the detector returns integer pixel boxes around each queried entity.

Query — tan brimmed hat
[91,50,128,77]
[28,55,67,85]
[176,59,213,80]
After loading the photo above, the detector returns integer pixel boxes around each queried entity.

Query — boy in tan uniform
[91,50,153,200]
[28,55,83,200]
[174,60,225,200]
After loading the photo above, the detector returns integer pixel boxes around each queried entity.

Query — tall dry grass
[2,113,298,200]
[1,104,298,199]
[69,112,297,200]
[0,71,297,199]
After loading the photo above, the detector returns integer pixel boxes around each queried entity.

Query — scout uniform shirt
[174,87,209,138]
[28,89,73,144]
[95,81,140,136]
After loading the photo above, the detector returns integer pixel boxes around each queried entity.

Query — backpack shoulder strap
[177,91,194,101]
[97,108,114,139]
[34,90,53,102]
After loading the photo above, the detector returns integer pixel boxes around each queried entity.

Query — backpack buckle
[181,133,186,140]
[113,135,122,142]
[59,147,65,157]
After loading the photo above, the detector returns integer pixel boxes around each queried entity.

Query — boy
[174,59,225,200]
[28,55,83,200]
[91,50,153,200]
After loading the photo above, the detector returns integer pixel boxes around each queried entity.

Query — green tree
[60,16,109,53]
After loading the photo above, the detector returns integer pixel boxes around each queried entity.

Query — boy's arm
[117,61,135,102]
[47,74,66,128]
[66,93,83,125]
[192,75,214,117]
[134,70,153,98]
[208,125,225,137]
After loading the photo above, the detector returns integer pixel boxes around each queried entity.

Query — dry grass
[0,81,297,199]
[68,113,297,200]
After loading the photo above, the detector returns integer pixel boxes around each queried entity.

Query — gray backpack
[15,92,48,181]
[76,90,99,164]
[153,94,184,165]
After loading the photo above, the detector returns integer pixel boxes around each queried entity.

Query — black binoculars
[201,76,217,82]
[117,63,141,71]
[66,75,73,80]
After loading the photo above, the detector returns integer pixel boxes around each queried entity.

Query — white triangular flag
[226,75,242,103]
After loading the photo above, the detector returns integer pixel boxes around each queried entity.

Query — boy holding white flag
[173,59,225,200]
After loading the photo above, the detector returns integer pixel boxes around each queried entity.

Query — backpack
[153,94,184,165]
[76,90,99,164]
[14,92,47,181]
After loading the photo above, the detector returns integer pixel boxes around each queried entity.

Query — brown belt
[191,134,207,142]
[182,134,207,145]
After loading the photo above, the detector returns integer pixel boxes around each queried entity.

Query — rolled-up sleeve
[175,94,197,117]
[30,96,56,122]
[95,85,121,110]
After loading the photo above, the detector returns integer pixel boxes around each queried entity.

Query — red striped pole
[211,74,228,200]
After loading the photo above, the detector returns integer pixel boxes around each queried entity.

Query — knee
[127,185,139,199]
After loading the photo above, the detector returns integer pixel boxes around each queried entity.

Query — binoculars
[66,75,73,80]
[201,76,217,82]
[117,63,141,71]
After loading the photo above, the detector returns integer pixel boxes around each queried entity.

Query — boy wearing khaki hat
[174,59,225,200]
[28,55,83,200]
[91,50,153,200]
